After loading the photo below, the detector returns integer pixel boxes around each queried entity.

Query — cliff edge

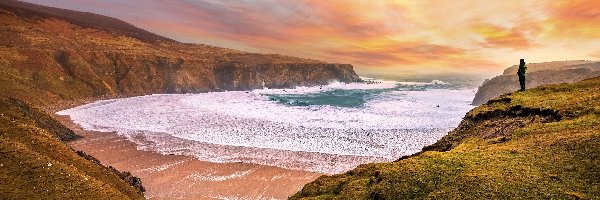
[472,60,600,105]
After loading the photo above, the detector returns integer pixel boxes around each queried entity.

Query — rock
[108,167,146,193]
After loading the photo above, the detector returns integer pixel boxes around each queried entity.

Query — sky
[23,0,600,75]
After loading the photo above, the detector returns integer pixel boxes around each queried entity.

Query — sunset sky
[24,0,600,75]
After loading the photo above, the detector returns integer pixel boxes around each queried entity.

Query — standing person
[517,59,527,91]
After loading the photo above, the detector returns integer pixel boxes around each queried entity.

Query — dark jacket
[517,61,527,76]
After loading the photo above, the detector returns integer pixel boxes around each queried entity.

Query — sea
[57,75,482,174]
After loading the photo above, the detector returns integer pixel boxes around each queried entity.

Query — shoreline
[54,114,322,199]
[45,84,472,199]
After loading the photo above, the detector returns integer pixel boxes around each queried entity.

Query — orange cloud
[546,0,600,38]
[320,40,498,72]
[472,23,534,50]
[590,52,600,59]
[19,0,600,75]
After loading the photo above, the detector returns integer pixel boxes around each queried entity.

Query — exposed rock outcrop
[423,103,561,152]
[76,150,145,193]
[472,61,600,105]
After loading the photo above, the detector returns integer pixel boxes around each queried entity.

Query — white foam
[253,80,397,95]
[396,80,449,85]
[57,82,475,174]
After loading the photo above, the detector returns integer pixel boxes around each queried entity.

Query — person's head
[520,59,525,65]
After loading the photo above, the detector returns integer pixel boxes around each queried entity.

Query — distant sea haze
[58,79,476,174]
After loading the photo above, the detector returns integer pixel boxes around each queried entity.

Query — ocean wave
[57,81,475,173]
[254,79,398,95]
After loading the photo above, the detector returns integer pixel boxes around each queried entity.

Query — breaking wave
[58,79,475,173]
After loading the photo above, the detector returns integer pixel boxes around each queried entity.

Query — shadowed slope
[0,98,145,199]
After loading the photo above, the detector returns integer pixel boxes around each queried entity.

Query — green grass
[291,77,600,199]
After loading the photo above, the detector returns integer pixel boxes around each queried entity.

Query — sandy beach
[55,115,322,199]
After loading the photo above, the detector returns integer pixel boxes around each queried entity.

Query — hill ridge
[0,0,174,43]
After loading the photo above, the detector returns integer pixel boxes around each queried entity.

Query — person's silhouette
[517,59,527,91]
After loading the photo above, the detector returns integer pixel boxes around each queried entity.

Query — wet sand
[55,115,322,199]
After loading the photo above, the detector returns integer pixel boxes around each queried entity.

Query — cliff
[471,60,600,105]
[0,1,361,199]
[0,0,361,105]
[292,76,600,199]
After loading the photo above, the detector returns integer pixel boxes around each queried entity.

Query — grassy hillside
[0,98,145,199]
[292,76,600,199]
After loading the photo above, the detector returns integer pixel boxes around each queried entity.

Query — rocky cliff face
[472,61,600,105]
[2,48,360,105]
[0,0,361,105]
